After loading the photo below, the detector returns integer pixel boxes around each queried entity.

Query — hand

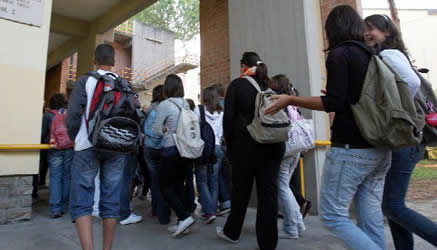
[320,89,327,95]
[265,95,292,115]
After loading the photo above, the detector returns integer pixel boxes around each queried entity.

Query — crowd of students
[32,4,437,250]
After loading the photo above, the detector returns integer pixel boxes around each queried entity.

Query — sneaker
[216,226,239,244]
[173,216,195,238]
[167,224,190,234]
[120,213,143,225]
[51,213,62,219]
[217,207,231,216]
[279,231,299,239]
[203,214,216,224]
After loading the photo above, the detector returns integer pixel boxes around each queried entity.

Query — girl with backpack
[47,93,74,218]
[270,74,305,240]
[153,74,195,237]
[216,52,285,250]
[364,14,437,249]
[266,6,392,250]
[143,85,171,225]
[194,86,224,224]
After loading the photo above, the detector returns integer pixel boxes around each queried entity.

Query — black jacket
[66,75,90,142]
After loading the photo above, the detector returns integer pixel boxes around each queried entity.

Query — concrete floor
[0,190,435,250]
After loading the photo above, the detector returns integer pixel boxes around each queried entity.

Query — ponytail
[241,51,270,88]
[256,62,269,83]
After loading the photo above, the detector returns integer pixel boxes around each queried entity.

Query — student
[47,93,74,218]
[210,83,231,216]
[266,6,391,250]
[184,98,197,215]
[271,75,305,239]
[67,44,129,250]
[143,85,171,225]
[153,74,195,237]
[365,14,437,249]
[194,86,224,224]
[217,52,285,250]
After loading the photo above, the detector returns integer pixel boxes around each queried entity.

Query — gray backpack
[344,41,425,149]
[414,70,437,146]
[244,76,290,144]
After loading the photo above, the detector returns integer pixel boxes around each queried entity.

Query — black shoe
[217,207,231,216]
[52,213,62,219]
[300,201,312,219]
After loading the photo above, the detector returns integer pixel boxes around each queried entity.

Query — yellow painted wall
[0,0,53,175]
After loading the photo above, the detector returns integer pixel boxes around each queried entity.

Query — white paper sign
[0,0,44,27]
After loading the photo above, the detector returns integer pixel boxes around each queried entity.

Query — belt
[331,143,371,149]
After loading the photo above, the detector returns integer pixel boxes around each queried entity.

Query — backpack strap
[243,76,262,93]
[199,105,207,125]
[168,99,186,111]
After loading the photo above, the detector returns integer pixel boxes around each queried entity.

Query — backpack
[340,41,425,149]
[196,105,216,165]
[169,99,204,159]
[144,107,164,149]
[50,109,74,150]
[244,76,290,144]
[414,70,437,146]
[86,71,143,153]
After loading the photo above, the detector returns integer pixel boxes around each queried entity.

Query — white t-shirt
[74,70,118,151]
[380,49,420,96]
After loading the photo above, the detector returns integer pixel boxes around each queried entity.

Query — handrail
[315,140,331,146]
[0,144,50,150]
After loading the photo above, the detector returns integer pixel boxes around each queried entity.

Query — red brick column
[200,0,230,89]
[319,0,362,49]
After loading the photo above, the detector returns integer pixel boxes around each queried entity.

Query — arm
[223,81,237,146]
[152,101,168,137]
[41,113,53,143]
[66,75,89,142]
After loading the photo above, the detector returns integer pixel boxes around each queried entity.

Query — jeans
[48,149,73,215]
[159,146,191,221]
[195,147,223,215]
[278,153,303,235]
[143,147,170,224]
[70,148,128,221]
[382,144,437,249]
[320,147,392,250]
[120,153,137,221]
[218,153,231,209]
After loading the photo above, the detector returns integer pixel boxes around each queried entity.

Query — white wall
[363,9,437,87]
[0,1,53,175]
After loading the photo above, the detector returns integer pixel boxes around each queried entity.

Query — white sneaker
[279,231,299,239]
[173,216,195,237]
[167,224,190,234]
[120,213,143,225]
[216,226,239,244]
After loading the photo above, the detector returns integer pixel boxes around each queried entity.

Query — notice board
[0,0,44,27]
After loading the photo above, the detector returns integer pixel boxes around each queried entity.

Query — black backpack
[196,105,216,165]
[86,71,143,153]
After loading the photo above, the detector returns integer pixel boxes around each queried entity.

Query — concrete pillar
[228,0,330,214]
[77,28,115,77]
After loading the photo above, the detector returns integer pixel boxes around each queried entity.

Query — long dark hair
[163,74,184,98]
[202,86,223,114]
[152,84,164,103]
[364,14,409,58]
[240,52,269,87]
[48,93,68,110]
[325,5,366,50]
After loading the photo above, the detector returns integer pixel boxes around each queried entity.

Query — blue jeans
[195,147,223,215]
[143,147,170,224]
[48,149,73,215]
[120,153,137,221]
[320,147,392,250]
[218,152,231,209]
[278,153,303,235]
[70,148,128,221]
[382,144,437,249]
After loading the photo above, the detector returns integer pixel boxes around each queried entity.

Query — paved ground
[0,190,435,250]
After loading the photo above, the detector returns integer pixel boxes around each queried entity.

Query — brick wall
[319,0,362,49]
[44,63,62,106]
[200,0,230,89]
[0,176,32,224]
[113,40,132,77]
